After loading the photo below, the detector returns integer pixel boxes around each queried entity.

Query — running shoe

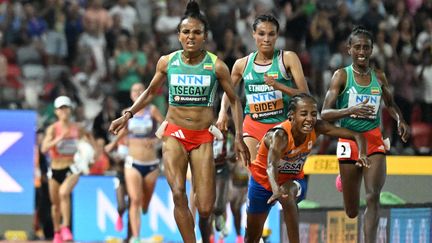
[215,215,225,232]
[235,235,244,243]
[335,174,343,192]
[129,236,140,243]
[115,215,123,231]
[53,232,62,243]
[60,226,73,241]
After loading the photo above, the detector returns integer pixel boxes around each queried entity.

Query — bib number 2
[337,142,352,159]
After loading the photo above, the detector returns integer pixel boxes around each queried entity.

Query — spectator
[417,47,432,124]
[65,0,84,65]
[391,15,416,59]
[371,27,393,70]
[115,36,147,110]
[23,3,47,40]
[416,17,432,54]
[105,14,130,57]
[308,6,333,98]
[109,0,137,34]
[41,0,68,64]
[83,0,112,35]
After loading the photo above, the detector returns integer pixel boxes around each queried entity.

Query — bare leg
[59,174,79,228]
[125,167,143,237]
[116,182,127,216]
[363,154,386,243]
[48,180,61,232]
[339,163,363,218]
[244,212,268,243]
[163,137,196,243]
[279,181,300,243]
[243,137,259,165]
[190,143,215,243]
[141,169,160,213]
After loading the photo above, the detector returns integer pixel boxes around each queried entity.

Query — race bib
[246,90,284,120]
[56,139,78,155]
[336,142,352,159]
[348,94,381,117]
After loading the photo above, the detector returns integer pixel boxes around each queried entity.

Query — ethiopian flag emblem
[266,72,278,79]
[203,63,213,70]
[371,87,380,94]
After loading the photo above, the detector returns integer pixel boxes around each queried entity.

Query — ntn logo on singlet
[246,91,282,103]
[348,94,381,114]
[170,74,211,86]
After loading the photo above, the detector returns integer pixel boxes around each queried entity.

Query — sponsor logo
[348,87,357,94]
[170,130,185,139]
[171,59,180,66]
[244,73,253,80]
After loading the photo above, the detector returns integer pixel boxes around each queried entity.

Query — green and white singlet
[336,65,382,132]
[167,50,218,107]
[243,50,293,123]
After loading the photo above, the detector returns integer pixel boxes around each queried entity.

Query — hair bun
[185,0,200,15]
[352,25,366,32]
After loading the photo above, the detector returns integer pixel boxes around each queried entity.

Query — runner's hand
[349,98,375,119]
[355,154,370,168]
[397,120,410,143]
[235,138,250,166]
[215,112,229,131]
[109,115,129,135]
[267,190,288,204]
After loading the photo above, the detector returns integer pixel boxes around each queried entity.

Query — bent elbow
[320,111,331,121]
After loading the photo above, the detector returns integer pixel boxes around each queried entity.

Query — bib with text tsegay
[336,65,382,132]
[167,51,218,107]
[243,50,293,124]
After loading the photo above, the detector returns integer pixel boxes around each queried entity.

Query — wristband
[123,110,134,119]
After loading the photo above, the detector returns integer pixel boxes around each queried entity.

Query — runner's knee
[171,187,188,207]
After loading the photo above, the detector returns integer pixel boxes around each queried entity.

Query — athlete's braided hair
[348,25,374,46]
[177,0,209,33]
[287,93,317,119]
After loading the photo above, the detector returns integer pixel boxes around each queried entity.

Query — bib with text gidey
[243,50,293,123]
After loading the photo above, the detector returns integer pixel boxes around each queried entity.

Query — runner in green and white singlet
[243,50,293,123]
[109,2,250,243]
[336,64,382,132]
[217,14,309,164]
[321,26,409,243]
[168,50,218,107]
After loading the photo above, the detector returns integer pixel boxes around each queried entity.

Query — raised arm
[216,58,250,166]
[109,55,168,135]
[265,51,309,95]
[216,57,246,131]
[315,120,370,167]
[265,129,289,203]
[376,70,409,142]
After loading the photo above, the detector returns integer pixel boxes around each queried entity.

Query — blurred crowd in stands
[0,0,431,164]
